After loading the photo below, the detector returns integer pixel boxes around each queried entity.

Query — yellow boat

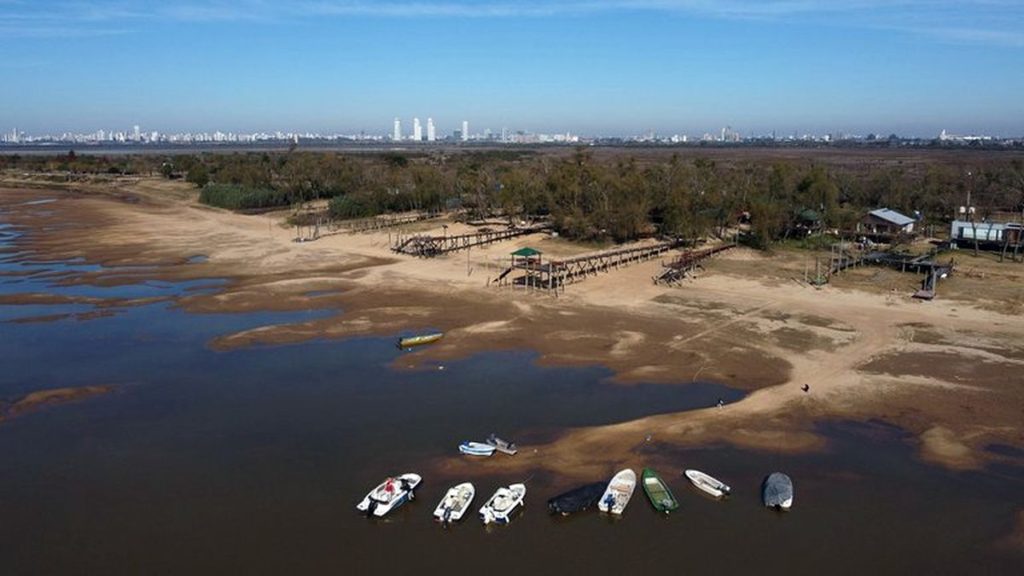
[397,332,444,349]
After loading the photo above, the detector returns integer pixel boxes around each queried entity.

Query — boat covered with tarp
[762,472,794,510]
[546,482,607,515]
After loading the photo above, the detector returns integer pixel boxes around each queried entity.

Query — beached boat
[486,433,518,455]
[355,473,422,517]
[479,483,526,525]
[598,468,637,515]
[684,469,731,498]
[433,482,475,523]
[762,472,794,511]
[547,482,607,515]
[641,468,679,514]
[397,332,444,349]
[458,441,496,457]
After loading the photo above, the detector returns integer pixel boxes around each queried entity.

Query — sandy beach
[2,176,1023,479]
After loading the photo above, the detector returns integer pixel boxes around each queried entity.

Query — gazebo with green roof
[511,247,542,259]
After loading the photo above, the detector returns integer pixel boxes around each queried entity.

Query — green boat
[641,468,679,514]
[397,332,444,349]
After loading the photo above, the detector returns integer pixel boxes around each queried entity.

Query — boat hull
[547,482,607,515]
[433,482,475,523]
[397,332,444,349]
[762,472,794,510]
[641,468,679,513]
[458,441,496,457]
[684,469,731,498]
[356,473,422,517]
[598,468,637,515]
[480,483,526,525]
[486,433,518,455]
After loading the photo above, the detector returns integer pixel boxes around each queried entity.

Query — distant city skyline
[2,1,1023,136]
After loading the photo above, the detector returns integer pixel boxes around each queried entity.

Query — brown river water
[0,202,1022,575]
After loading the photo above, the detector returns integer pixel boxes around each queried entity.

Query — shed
[859,208,915,235]
[949,220,1023,245]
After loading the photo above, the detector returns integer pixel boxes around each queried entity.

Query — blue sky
[2,1,1023,137]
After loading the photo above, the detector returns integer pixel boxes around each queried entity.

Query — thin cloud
[1,0,1021,47]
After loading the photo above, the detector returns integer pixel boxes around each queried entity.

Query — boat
[598,468,637,515]
[485,433,518,455]
[433,482,475,523]
[479,483,526,525]
[762,472,794,511]
[355,473,422,517]
[458,441,496,457]
[684,469,731,498]
[641,468,679,514]
[397,332,443,349]
[546,482,607,515]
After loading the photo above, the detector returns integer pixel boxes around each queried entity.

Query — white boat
[479,483,526,525]
[433,482,476,523]
[355,473,422,517]
[459,441,496,457]
[598,468,637,515]
[684,469,731,498]
[486,433,518,455]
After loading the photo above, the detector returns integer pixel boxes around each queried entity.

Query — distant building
[413,117,422,142]
[426,118,436,142]
[461,120,469,141]
[393,118,402,141]
[859,208,916,235]
[949,219,1023,246]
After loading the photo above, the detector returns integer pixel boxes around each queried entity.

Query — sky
[2,0,1023,137]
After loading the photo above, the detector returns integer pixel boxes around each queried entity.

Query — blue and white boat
[356,473,422,517]
[459,441,496,457]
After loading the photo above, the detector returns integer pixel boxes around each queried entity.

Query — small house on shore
[859,208,916,236]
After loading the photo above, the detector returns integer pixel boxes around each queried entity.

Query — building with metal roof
[859,208,916,235]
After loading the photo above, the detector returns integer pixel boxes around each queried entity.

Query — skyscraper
[426,118,436,142]
[413,117,422,142]
[461,120,469,142]
[393,118,402,141]
[133,125,141,142]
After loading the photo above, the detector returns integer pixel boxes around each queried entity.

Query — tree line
[3,149,1022,246]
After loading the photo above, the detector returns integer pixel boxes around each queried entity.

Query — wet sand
[2,178,1023,482]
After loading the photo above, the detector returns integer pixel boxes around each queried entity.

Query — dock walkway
[393,224,551,257]
[654,244,736,285]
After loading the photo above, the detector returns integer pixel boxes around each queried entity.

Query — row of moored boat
[356,467,794,524]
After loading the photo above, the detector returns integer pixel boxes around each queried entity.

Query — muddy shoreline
[2,181,1023,480]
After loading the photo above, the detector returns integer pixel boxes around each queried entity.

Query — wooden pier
[827,247,956,299]
[293,211,440,242]
[496,239,684,293]
[341,212,440,234]
[393,224,551,257]
[654,244,736,285]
